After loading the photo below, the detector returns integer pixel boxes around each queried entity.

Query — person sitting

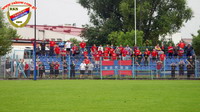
[155,44,162,55]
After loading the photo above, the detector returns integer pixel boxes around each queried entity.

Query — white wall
[14,27,84,41]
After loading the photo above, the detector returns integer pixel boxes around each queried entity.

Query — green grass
[0,80,200,112]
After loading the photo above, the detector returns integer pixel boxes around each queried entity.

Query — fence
[1,53,200,79]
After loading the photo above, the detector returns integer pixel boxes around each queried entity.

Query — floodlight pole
[33,0,37,80]
[134,0,137,45]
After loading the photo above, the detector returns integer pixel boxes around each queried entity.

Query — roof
[25,25,84,36]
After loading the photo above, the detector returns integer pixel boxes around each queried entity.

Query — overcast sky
[1,0,200,38]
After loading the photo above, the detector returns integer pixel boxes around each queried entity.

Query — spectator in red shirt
[168,43,174,59]
[83,50,88,58]
[178,40,186,49]
[72,44,79,56]
[103,50,109,54]
[94,53,100,68]
[118,45,124,55]
[104,44,110,51]
[144,48,151,56]
[60,48,67,61]
[104,53,110,61]
[54,45,60,57]
[79,40,86,52]
[160,51,166,62]
[133,44,138,52]
[49,40,56,56]
[24,62,29,78]
[54,61,60,78]
[111,51,117,60]
[98,50,103,57]
[178,48,184,59]
[135,48,141,56]
[151,49,158,62]
[91,44,97,54]
[109,47,115,56]
[156,61,163,78]
[122,49,128,60]
[84,57,90,65]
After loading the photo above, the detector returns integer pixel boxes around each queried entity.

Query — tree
[0,9,19,56]
[120,0,193,44]
[108,30,143,46]
[69,38,81,45]
[79,0,193,45]
[192,30,200,55]
[79,0,123,45]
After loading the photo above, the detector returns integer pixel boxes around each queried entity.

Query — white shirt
[98,46,104,52]
[80,63,86,70]
[65,42,72,49]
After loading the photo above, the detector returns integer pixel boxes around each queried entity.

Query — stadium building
[14,24,85,41]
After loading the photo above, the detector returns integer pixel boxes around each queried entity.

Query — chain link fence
[1,53,200,79]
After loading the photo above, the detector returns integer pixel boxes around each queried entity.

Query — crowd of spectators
[4,39,196,78]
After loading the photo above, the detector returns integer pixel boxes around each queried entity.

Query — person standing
[79,61,86,78]
[151,49,158,62]
[72,44,79,57]
[54,61,60,78]
[187,63,193,78]
[88,62,94,78]
[173,45,179,58]
[5,59,11,77]
[60,48,67,61]
[94,53,101,69]
[79,40,86,53]
[156,61,163,78]
[49,40,56,56]
[54,45,60,58]
[18,59,24,78]
[178,48,184,59]
[38,62,44,78]
[65,40,72,55]
[70,61,76,78]
[179,60,185,77]
[143,50,150,66]
[159,51,166,63]
[178,40,186,49]
[29,61,34,78]
[40,39,46,56]
[58,40,65,49]
[187,56,195,77]
[24,62,30,78]
[185,44,193,57]
[168,43,174,59]
[170,63,177,78]
[63,60,68,79]
[49,61,55,78]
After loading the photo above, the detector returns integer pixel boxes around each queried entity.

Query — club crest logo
[2,1,36,28]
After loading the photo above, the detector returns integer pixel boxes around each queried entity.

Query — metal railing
[1,54,199,79]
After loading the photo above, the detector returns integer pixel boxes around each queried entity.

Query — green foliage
[192,30,200,55]
[108,30,143,46]
[120,0,193,44]
[0,9,19,56]
[79,0,123,46]
[79,0,193,45]
[69,38,81,45]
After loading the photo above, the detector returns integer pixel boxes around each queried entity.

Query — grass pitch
[0,80,200,112]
